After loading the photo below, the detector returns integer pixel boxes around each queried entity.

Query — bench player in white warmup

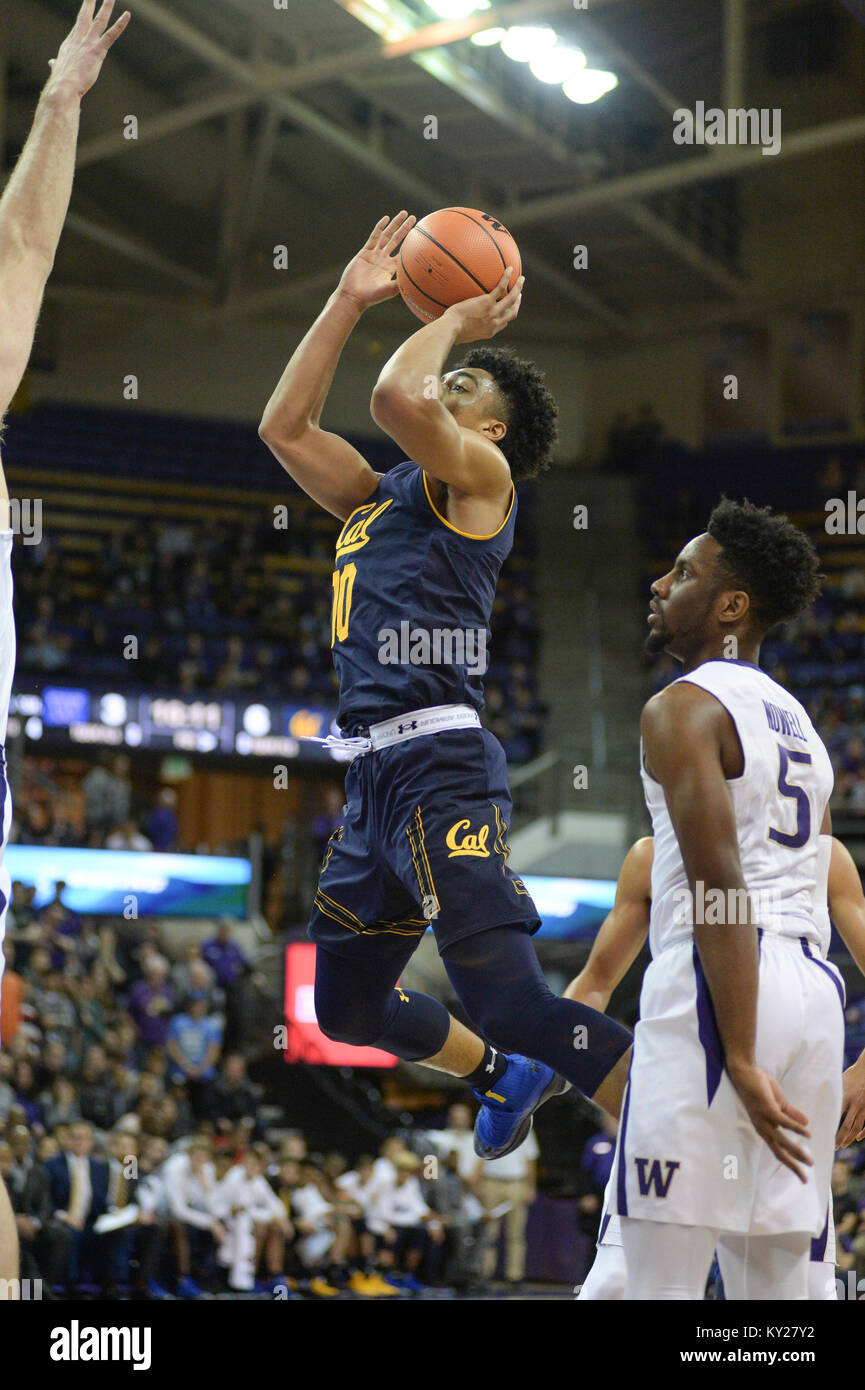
[611,498,845,1300]
[568,835,865,1300]
[0,1,129,1288]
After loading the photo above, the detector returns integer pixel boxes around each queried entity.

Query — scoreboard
[8,686,347,762]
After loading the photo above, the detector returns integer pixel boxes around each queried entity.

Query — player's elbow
[258,414,313,457]
[370,380,428,432]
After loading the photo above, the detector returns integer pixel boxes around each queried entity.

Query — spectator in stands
[209,1053,260,1135]
[374,1151,441,1293]
[165,993,223,1116]
[82,754,132,844]
[477,1129,539,1287]
[13,1059,44,1130]
[77,1046,118,1133]
[171,939,217,1003]
[39,1077,82,1133]
[202,922,249,992]
[424,1146,486,1290]
[106,818,153,852]
[7,880,35,937]
[211,1143,292,1292]
[145,787,179,853]
[74,974,107,1053]
[127,955,175,1055]
[131,1135,171,1299]
[430,1102,482,1188]
[43,1120,109,1292]
[290,1160,352,1294]
[164,1137,224,1298]
[0,1135,51,1288]
[202,923,249,1051]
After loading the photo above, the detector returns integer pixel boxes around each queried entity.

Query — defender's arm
[564,837,653,1012]
[0,1,130,447]
[829,837,865,1144]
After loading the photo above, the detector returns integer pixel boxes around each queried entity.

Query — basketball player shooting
[259,215,633,1159]
[613,499,845,1300]
[0,0,129,1290]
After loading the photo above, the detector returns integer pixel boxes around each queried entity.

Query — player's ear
[483,418,507,444]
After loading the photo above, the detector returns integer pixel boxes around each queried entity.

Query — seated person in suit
[43,1121,108,1291]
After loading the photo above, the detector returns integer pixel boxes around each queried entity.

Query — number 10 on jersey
[331,563,357,647]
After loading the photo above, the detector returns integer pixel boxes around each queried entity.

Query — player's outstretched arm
[370,270,522,496]
[828,837,865,1144]
[0,1,129,430]
[642,683,813,1181]
[259,214,415,521]
[563,837,653,1011]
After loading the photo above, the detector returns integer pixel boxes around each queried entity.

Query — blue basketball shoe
[473,1055,570,1159]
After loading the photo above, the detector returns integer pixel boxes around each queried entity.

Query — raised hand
[337,212,417,311]
[442,268,524,344]
[47,0,131,101]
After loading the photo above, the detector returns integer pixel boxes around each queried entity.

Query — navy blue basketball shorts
[308,726,540,957]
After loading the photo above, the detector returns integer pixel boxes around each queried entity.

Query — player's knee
[316,1014,383,1048]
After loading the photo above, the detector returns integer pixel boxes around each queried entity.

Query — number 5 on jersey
[331,563,357,647]
[769,744,812,849]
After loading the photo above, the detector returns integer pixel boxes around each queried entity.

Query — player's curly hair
[457,345,558,481]
[707,497,822,634]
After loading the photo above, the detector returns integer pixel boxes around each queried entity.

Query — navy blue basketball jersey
[331,461,516,732]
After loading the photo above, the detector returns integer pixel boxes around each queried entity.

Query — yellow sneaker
[309,1276,340,1297]
[348,1271,400,1297]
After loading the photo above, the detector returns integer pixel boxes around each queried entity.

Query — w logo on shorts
[634,1157,680,1198]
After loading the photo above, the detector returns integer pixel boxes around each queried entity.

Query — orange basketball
[396,207,521,324]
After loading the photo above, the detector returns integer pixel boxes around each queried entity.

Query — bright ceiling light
[426,0,490,18]
[562,68,619,104]
[471,26,507,46]
[342,0,409,41]
[500,26,558,63]
[529,44,587,84]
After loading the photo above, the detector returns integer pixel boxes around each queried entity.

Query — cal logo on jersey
[634,1157,680,1198]
[335,498,393,559]
[446,819,491,858]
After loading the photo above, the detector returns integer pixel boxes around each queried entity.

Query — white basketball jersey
[642,659,833,959]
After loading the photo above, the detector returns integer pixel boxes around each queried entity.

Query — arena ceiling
[3,0,865,344]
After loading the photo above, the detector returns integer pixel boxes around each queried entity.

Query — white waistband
[368,703,480,750]
[306,703,481,760]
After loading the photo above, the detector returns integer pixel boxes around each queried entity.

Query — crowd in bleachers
[0,871,523,1298]
[5,403,547,764]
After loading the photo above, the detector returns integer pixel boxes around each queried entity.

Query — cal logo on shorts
[634,1157,680,1197]
[446,819,491,858]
